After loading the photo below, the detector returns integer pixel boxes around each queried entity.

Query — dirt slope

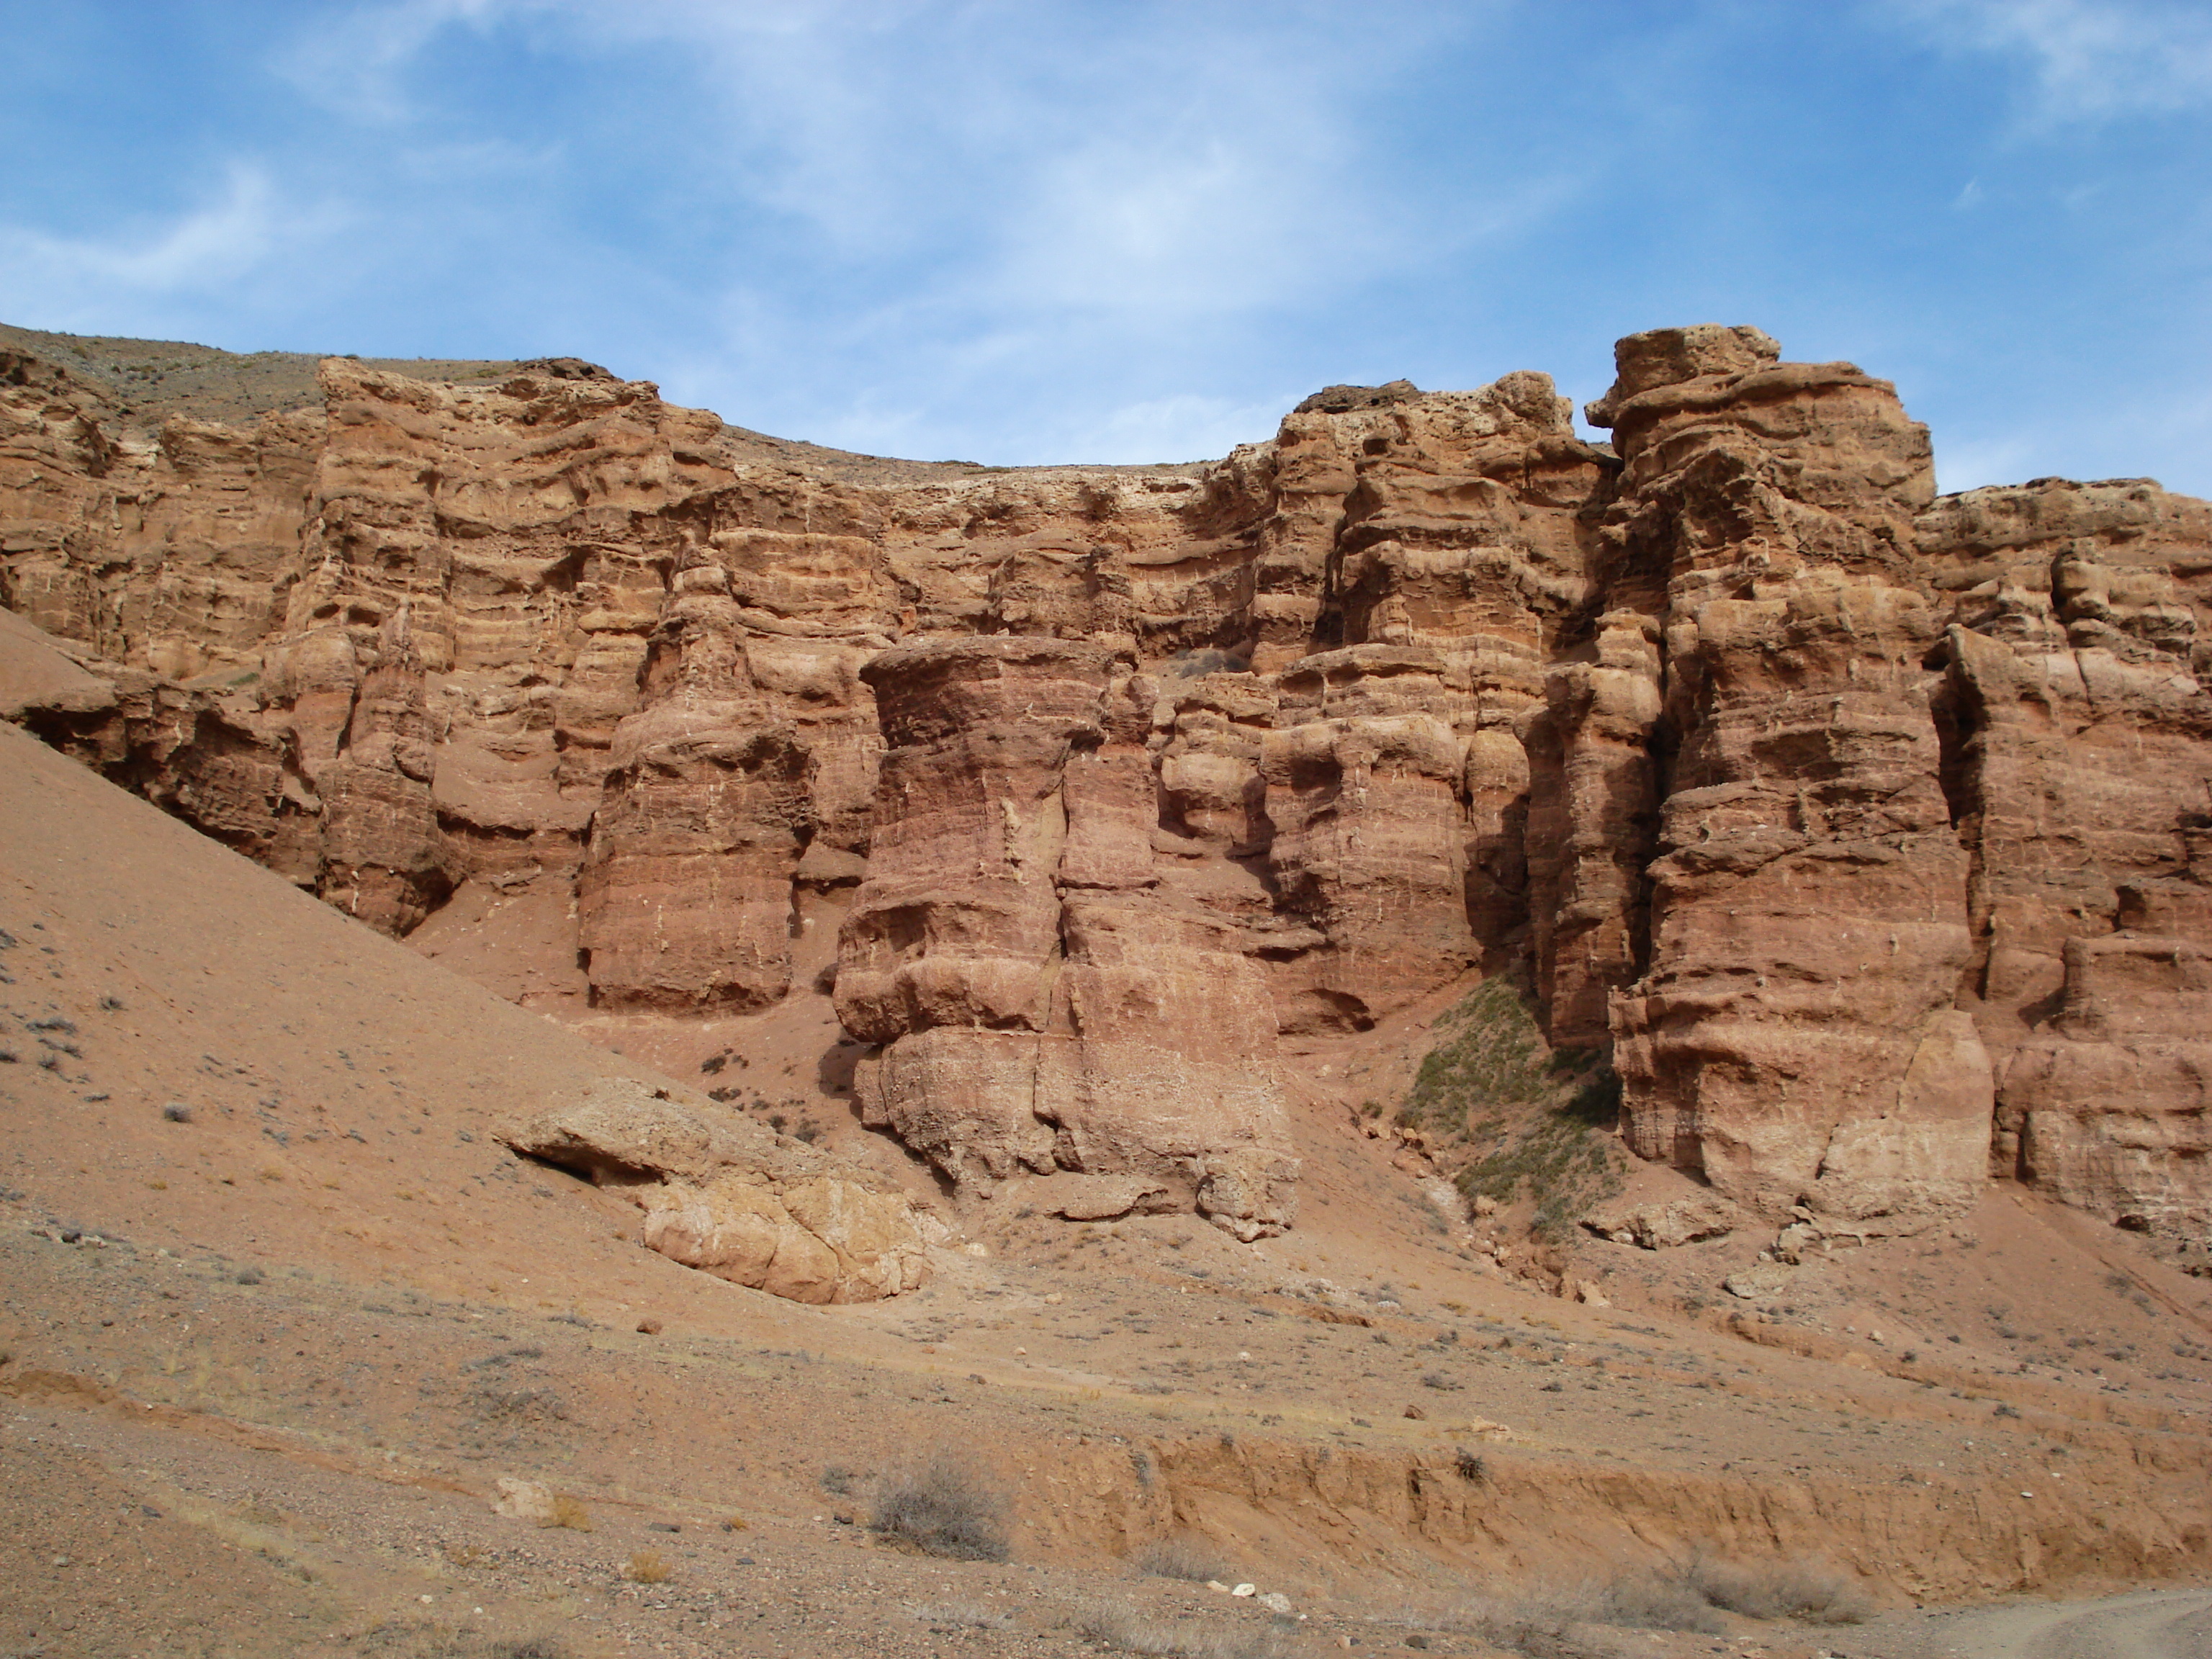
[4,716,2212,1658]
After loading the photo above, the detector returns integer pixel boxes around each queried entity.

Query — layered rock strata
[835,636,1298,1238]
[1596,326,1990,1224]
[6,326,2211,1248]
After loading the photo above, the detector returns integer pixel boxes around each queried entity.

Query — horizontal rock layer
[5,326,2209,1246]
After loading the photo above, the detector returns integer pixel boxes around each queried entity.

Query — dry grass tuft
[1687,1560,1871,1624]
[545,1493,591,1532]
[1444,1573,1726,1648]
[624,1547,673,1584]
[870,1452,1011,1561]
[1130,1535,1231,1582]
[903,1599,1014,1630]
[1075,1602,1285,1658]
[1442,1556,1871,1651]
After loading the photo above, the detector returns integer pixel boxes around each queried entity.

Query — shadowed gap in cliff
[1926,631,1995,1005]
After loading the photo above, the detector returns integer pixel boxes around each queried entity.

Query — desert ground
[5,714,2210,1658]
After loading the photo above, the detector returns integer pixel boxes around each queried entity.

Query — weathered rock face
[836,637,1298,1239]
[1922,479,2212,1240]
[7,323,2212,1250]
[1596,328,1989,1226]
[502,1078,931,1303]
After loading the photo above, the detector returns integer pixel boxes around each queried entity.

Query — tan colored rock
[501,1079,929,1303]
[1584,1191,1745,1249]
[1012,1172,1177,1221]
[492,1477,559,1524]
[641,1172,925,1304]
[502,1079,725,1182]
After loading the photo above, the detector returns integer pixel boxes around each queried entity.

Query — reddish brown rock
[840,636,1298,1238]
[9,324,2212,1252]
[1922,477,2212,1238]
[1596,328,1988,1228]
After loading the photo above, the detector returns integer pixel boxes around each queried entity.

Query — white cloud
[0,166,343,328]
[1887,0,2212,125]
[1065,390,1293,466]
[255,0,1545,462]
[273,0,510,122]
[284,0,1487,320]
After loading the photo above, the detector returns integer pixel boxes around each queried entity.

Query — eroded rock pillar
[1597,326,1990,1228]
[837,636,1297,1237]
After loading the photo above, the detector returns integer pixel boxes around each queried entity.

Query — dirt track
[1868,1588,2212,1658]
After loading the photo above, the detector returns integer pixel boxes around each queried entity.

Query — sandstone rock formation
[834,635,1298,1238]
[503,1078,930,1303]
[6,323,2211,1253]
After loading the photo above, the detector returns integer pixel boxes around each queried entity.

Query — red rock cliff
[4,328,2207,1248]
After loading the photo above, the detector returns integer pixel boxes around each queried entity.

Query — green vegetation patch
[1402,976,1627,1239]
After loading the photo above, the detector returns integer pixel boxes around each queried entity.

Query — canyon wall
[4,328,2208,1247]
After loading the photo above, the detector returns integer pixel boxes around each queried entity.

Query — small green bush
[1398,976,1627,1239]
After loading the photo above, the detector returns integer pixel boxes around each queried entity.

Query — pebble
[1231,1583,1256,1597]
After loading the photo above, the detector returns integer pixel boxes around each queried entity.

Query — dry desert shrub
[1129,1534,1230,1582]
[624,1547,672,1584]
[1074,1602,1285,1658]
[546,1493,591,1532]
[903,1599,1013,1630]
[1588,1573,1726,1632]
[870,1452,1011,1561]
[1444,1573,1726,1650]
[1686,1559,1871,1624]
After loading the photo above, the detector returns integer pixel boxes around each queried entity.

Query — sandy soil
[1861,1587,2212,1657]
[4,719,2211,1658]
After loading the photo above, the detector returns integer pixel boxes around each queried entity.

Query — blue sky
[3,1,2208,493]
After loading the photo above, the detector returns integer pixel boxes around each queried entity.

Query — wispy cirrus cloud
[0,164,345,330]
[527,0,1479,318]
[258,0,1513,457]
[1882,0,2212,125]
[272,0,511,123]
